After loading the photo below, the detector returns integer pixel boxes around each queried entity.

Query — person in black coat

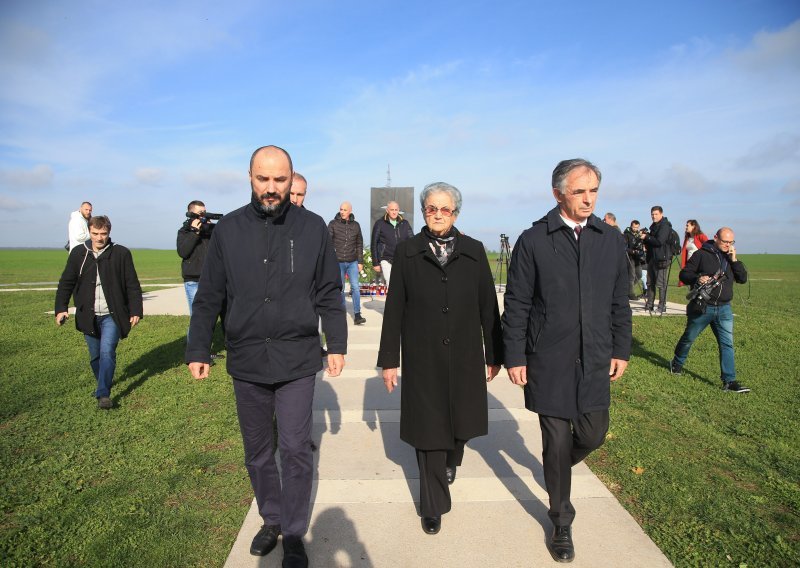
[186,146,347,567]
[378,182,503,536]
[502,159,632,562]
[643,205,673,314]
[55,215,143,409]
[670,228,749,392]
[176,200,215,315]
[371,200,414,288]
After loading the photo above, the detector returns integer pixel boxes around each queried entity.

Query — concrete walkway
[143,286,673,567]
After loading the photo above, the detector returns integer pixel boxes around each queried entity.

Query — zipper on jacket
[290,239,294,272]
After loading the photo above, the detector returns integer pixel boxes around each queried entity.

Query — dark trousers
[232,375,315,538]
[645,262,669,310]
[539,411,609,527]
[416,439,467,517]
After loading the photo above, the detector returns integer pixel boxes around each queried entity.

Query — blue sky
[1,0,799,253]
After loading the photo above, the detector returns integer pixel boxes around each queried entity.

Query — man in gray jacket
[502,159,632,563]
[186,145,347,568]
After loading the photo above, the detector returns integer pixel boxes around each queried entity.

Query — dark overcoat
[502,208,632,419]
[54,241,143,339]
[377,232,503,450]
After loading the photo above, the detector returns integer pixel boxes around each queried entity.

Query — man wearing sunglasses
[670,228,749,393]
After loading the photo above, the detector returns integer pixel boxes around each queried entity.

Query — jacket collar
[543,206,605,235]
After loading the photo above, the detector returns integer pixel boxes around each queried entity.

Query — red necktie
[574,225,582,240]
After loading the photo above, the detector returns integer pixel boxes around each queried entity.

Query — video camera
[686,271,726,304]
[186,211,223,223]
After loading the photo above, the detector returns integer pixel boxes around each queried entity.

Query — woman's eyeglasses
[423,205,455,217]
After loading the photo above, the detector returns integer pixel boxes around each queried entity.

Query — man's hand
[55,312,69,326]
[188,362,210,380]
[508,365,527,386]
[486,364,501,382]
[609,359,628,381]
[326,354,345,377]
[130,315,140,327]
[728,245,737,262]
[357,263,364,273]
[190,219,202,231]
[382,368,398,393]
[373,265,381,273]
[698,275,711,285]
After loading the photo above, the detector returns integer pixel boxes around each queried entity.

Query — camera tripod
[494,234,511,291]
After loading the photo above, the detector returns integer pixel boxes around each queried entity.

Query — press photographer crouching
[669,227,750,393]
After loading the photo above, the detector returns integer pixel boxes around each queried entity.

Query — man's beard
[253,188,289,215]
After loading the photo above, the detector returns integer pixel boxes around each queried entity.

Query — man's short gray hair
[551,159,602,195]
[419,182,462,214]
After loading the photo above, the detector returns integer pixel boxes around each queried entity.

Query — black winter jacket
[186,199,347,384]
[371,215,414,266]
[377,231,503,450]
[679,241,747,305]
[177,221,214,281]
[55,241,143,338]
[327,213,364,263]
[644,217,672,265]
[502,208,632,419]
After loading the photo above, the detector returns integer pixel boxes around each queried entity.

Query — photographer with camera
[624,220,647,299]
[177,200,221,315]
[669,227,750,393]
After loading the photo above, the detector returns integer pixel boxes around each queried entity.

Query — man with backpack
[643,206,675,315]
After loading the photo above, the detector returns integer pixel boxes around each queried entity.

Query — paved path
[143,286,674,567]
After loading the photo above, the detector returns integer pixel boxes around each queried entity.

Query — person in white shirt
[68,201,93,250]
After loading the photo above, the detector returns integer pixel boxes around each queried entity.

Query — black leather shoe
[421,516,441,535]
[446,466,456,485]
[250,524,281,556]
[282,536,308,568]
[547,525,575,563]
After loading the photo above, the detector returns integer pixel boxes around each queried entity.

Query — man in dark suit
[502,159,632,563]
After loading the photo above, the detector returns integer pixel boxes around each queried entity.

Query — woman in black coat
[377,182,503,535]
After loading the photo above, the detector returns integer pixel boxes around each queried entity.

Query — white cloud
[732,19,800,74]
[134,167,167,186]
[183,170,247,195]
[0,164,54,190]
[0,195,33,212]
[737,133,800,169]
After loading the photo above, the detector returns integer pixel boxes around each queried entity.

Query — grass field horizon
[1,250,798,566]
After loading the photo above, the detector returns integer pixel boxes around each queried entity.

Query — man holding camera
[670,228,750,393]
[624,220,647,300]
[177,200,217,315]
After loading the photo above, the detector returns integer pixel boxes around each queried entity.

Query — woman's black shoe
[421,516,441,535]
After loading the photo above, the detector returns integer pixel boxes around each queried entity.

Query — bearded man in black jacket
[186,145,347,568]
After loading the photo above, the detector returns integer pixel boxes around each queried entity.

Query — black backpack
[668,228,681,257]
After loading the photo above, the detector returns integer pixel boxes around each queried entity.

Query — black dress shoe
[445,466,456,485]
[282,536,308,568]
[421,516,441,535]
[547,525,575,562]
[250,524,281,556]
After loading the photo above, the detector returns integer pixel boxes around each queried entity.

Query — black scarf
[423,226,457,266]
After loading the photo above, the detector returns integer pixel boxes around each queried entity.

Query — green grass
[1,250,799,566]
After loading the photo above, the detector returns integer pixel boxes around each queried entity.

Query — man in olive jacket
[502,159,632,563]
[55,215,143,410]
[186,146,346,567]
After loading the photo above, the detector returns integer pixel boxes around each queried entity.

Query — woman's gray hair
[419,182,462,214]
[552,158,601,195]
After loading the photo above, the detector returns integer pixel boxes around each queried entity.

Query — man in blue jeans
[670,227,750,392]
[55,215,143,409]
[328,201,366,325]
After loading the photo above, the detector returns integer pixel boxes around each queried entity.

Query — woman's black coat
[377,232,503,450]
